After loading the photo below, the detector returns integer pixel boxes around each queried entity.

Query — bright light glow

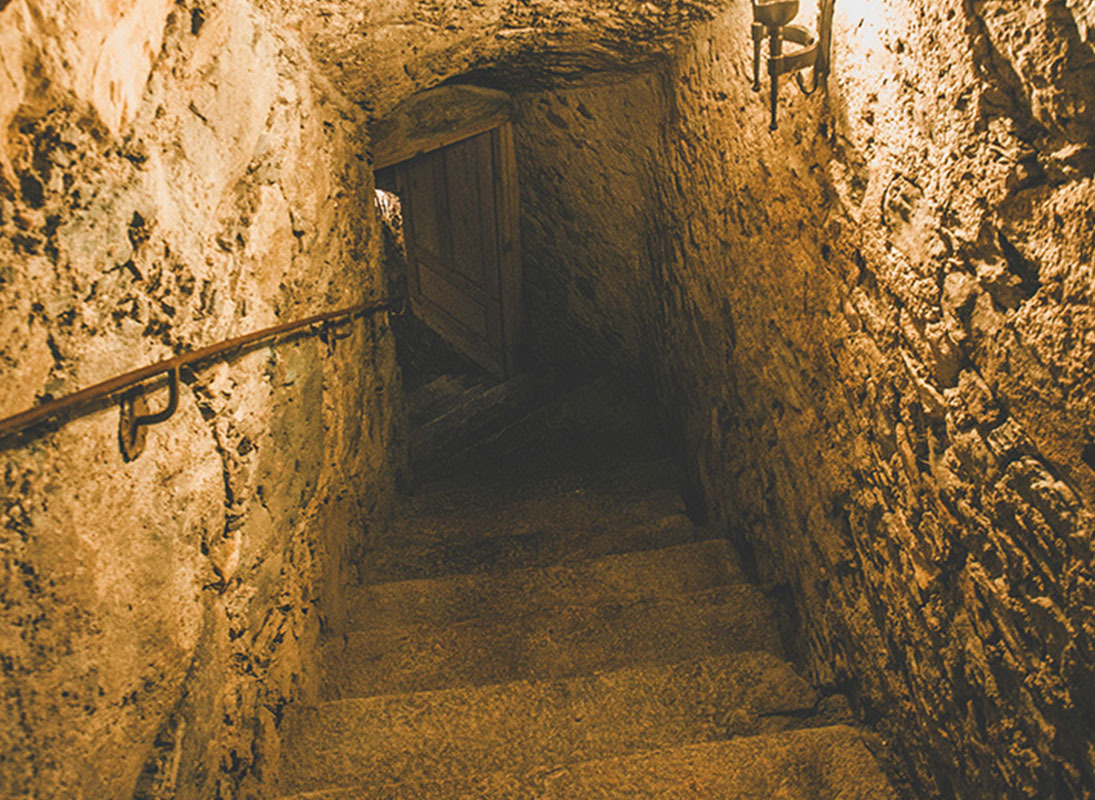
[833,0,886,47]
[374,188,404,234]
[374,188,401,219]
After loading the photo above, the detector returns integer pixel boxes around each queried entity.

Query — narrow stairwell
[273,374,900,799]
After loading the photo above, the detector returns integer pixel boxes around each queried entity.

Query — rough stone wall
[0,2,401,798]
[512,1,1095,797]
[514,77,669,374]
[259,0,731,117]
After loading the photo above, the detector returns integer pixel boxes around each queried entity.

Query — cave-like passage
[252,77,905,798]
[4,0,1094,798]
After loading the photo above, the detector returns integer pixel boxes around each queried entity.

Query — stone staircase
[272,374,899,799]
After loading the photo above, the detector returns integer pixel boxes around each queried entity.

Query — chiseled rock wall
[0,1,401,797]
[515,75,669,373]
[514,0,1095,796]
[261,0,729,117]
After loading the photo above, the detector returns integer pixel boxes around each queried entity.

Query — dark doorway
[392,123,521,378]
[373,85,522,379]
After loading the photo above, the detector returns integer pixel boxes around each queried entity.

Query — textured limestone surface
[511,0,1095,797]
[342,538,745,630]
[359,509,698,582]
[516,74,667,371]
[278,725,895,800]
[280,652,819,794]
[322,582,784,697]
[1,1,402,798]
[394,483,684,544]
[257,0,732,118]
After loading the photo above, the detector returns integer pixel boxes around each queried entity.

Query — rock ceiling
[263,0,731,114]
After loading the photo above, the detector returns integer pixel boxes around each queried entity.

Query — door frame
[373,86,522,378]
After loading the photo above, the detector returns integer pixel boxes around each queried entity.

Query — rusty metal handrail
[0,296,403,448]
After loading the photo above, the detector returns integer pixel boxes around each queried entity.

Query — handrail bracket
[118,367,180,462]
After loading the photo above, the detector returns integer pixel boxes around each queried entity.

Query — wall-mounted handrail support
[0,296,403,458]
[119,367,179,462]
[751,0,833,130]
[317,317,355,354]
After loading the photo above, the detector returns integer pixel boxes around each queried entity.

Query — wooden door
[396,123,521,378]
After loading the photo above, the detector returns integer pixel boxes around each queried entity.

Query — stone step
[275,725,897,800]
[392,484,687,548]
[360,511,699,583]
[279,652,818,796]
[407,372,487,429]
[385,466,686,550]
[321,584,783,699]
[410,373,545,473]
[398,456,686,521]
[426,372,669,483]
[345,538,744,631]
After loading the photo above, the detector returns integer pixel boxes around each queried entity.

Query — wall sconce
[751,0,834,130]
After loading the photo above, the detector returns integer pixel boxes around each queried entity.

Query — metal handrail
[0,296,403,446]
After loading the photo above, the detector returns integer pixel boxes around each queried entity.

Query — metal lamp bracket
[751,0,833,130]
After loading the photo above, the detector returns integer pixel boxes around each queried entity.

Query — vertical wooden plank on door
[443,135,485,287]
[493,121,523,375]
[397,132,503,376]
[468,129,505,363]
[441,132,505,361]
[396,147,446,310]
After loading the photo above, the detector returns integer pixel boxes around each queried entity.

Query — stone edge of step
[326,581,779,650]
[342,537,748,629]
[318,583,786,700]
[272,724,897,800]
[385,490,689,548]
[288,650,821,735]
[400,456,687,517]
[358,511,704,584]
[278,651,823,795]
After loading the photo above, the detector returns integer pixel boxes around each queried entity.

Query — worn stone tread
[276,725,897,799]
[411,373,544,467]
[280,652,818,795]
[430,386,669,482]
[360,512,699,583]
[400,456,686,518]
[391,481,685,546]
[407,373,488,429]
[321,584,783,698]
[345,538,745,631]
